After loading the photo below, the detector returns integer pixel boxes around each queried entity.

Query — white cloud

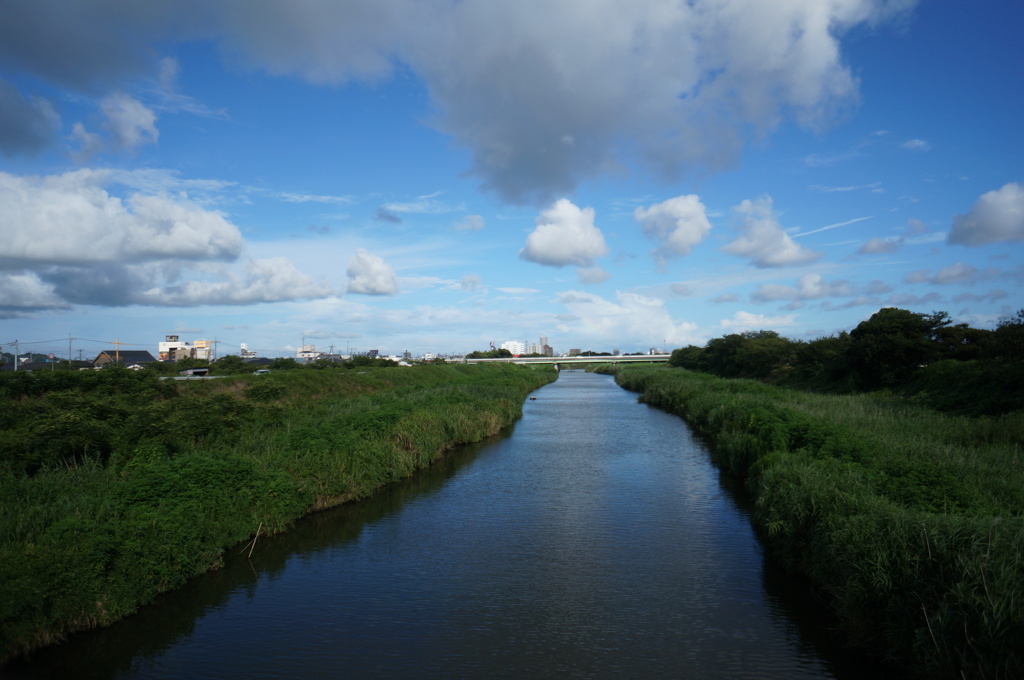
[903,262,996,286]
[900,138,930,151]
[69,122,103,162]
[383,198,463,214]
[555,289,703,346]
[720,310,797,332]
[460,274,483,292]
[143,257,333,306]
[520,198,609,267]
[577,266,611,285]
[634,194,712,266]
[948,182,1024,246]
[0,272,67,312]
[810,182,882,193]
[276,192,353,204]
[346,248,399,295]
[723,195,821,267]
[100,92,158,150]
[858,236,903,254]
[454,214,485,232]
[751,273,853,303]
[0,169,243,265]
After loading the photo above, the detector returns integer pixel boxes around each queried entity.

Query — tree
[792,333,854,390]
[988,309,1024,359]
[212,354,249,374]
[669,345,704,370]
[848,308,951,389]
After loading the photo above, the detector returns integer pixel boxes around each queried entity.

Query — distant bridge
[464,354,671,367]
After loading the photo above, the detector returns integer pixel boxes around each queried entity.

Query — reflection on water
[5,371,890,679]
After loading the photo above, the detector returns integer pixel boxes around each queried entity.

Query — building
[157,335,214,361]
[569,348,581,356]
[94,350,157,367]
[500,340,526,355]
[158,335,192,361]
[296,344,321,361]
[193,339,213,361]
[240,343,258,358]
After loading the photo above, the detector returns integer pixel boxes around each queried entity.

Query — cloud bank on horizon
[0,0,1021,356]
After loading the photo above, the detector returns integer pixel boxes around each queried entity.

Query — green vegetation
[669,307,1024,415]
[605,364,1022,678]
[465,348,513,359]
[0,363,555,662]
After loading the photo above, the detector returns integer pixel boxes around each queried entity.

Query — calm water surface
[6,371,886,679]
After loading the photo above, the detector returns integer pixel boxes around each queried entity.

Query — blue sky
[1,0,1022,359]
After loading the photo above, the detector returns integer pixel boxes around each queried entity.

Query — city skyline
[2,1,1022,358]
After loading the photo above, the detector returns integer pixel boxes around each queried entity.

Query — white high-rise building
[500,340,526,355]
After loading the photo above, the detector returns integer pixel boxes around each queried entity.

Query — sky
[1,0,1022,360]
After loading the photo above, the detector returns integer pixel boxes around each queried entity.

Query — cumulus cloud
[0,168,337,310]
[723,196,821,267]
[346,248,399,295]
[634,194,712,266]
[948,182,1024,246]
[0,272,68,313]
[0,169,243,266]
[0,0,920,204]
[143,257,332,306]
[751,273,853,303]
[555,289,703,346]
[0,78,60,155]
[520,198,609,267]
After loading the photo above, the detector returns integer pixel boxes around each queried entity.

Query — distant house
[93,350,158,368]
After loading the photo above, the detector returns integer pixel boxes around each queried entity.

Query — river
[5,370,887,679]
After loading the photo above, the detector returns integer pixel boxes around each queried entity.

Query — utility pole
[68,335,72,364]
[13,340,18,371]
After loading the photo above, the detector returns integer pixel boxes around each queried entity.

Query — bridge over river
[464,354,671,367]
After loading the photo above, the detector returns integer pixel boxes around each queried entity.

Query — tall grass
[607,364,1023,679]
[0,364,555,663]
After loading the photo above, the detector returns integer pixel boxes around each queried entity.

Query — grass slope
[0,364,555,662]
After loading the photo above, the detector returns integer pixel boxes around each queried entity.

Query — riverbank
[602,364,1022,679]
[0,364,556,663]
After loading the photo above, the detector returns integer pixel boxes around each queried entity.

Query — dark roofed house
[93,350,157,368]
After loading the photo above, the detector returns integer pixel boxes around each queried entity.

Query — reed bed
[0,363,555,663]
[608,364,1023,679]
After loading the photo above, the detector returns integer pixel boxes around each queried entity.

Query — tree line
[669,307,1024,415]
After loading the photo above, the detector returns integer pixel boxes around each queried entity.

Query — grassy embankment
[603,364,1022,679]
[0,363,556,663]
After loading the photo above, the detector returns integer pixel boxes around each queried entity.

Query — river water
[5,370,886,679]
